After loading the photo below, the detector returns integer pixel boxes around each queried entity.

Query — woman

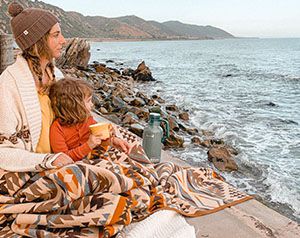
[0,2,251,238]
[0,2,129,172]
[0,2,72,171]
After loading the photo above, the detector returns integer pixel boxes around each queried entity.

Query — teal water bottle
[142,113,170,163]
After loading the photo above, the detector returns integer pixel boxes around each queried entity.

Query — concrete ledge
[161,150,300,238]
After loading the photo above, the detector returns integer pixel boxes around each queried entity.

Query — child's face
[84,96,94,113]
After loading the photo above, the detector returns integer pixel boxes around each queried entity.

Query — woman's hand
[112,137,131,154]
[87,134,102,149]
[52,153,74,167]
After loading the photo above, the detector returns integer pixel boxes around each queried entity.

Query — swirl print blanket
[0,127,252,237]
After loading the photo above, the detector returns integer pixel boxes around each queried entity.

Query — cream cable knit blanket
[0,55,62,172]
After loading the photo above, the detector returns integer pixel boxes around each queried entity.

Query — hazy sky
[42,0,300,38]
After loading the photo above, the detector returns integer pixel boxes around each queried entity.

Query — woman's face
[47,23,66,59]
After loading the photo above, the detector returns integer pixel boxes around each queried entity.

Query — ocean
[90,38,300,222]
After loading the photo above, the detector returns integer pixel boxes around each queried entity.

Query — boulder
[129,124,144,137]
[130,97,146,107]
[56,38,90,68]
[186,128,199,135]
[191,136,202,145]
[207,147,238,171]
[179,112,189,121]
[122,68,135,77]
[151,95,165,104]
[167,116,180,132]
[133,61,155,81]
[122,112,139,125]
[166,104,179,112]
[164,133,184,148]
[95,64,107,73]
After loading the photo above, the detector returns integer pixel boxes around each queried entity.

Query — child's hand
[112,137,131,154]
[87,134,102,149]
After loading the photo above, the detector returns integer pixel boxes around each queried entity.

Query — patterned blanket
[0,127,252,237]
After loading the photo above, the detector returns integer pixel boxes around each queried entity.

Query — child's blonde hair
[49,77,93,126]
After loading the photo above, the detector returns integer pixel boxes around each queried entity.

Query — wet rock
[191,136,202,145]
[167,116,180,132]
[178,123,187,131]
[165,132,184,148]
[122,68,135,77]
[201,129,214,137]
[151,95,165,104]
[166,104,179,112]
[266,102,277,107]
[207,147,238,171]
[129,124,144,137]
[186,127,199,135]
[179,112,189,121]
[133,61,155,81]
[106,59,114,63]
[200,138,225,148]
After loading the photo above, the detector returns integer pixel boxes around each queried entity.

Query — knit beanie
[8,2,59,51]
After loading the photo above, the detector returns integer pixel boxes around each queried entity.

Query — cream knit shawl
[0,55,62,172]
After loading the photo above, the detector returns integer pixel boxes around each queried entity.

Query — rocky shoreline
[58,38,240,172]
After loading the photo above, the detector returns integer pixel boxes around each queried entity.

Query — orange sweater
[50,116,97,161]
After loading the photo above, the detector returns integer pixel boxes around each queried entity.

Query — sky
[41,0,300,38]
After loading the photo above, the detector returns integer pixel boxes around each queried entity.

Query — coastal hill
[0,0,234,40]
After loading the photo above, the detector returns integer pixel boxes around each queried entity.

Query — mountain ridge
[0,0,234,40]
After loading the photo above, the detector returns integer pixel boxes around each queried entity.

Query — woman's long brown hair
[22,32,56,94]
[49,77,94,126]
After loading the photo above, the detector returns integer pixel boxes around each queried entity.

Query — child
[49,77,130,161]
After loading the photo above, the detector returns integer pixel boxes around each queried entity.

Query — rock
[122,112,139,125]
[106,59,114,63]
[92,95,102,108]
[56,38,90,68]
[166,104,179,112]
[129,107,149,121]
[207,147,238,171]
[149,106,161,114]
[95,64,107,73]
[179,112,189,121]
[147,99,155,106]
[167,116,180,132]
[129,124,144,137]
[151,95,165,104]
[164,132,184,148]
[130,97,146,107]
[191,136,202,145]
[266,102,277,107]
[201,130,214,137]
[112,96,126,109]
[133,61,155,81]
[99,107,108,114]
[200,138,225,148]
[186,127,199,135]
[106,114,122,125]
[122,68,135,77]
